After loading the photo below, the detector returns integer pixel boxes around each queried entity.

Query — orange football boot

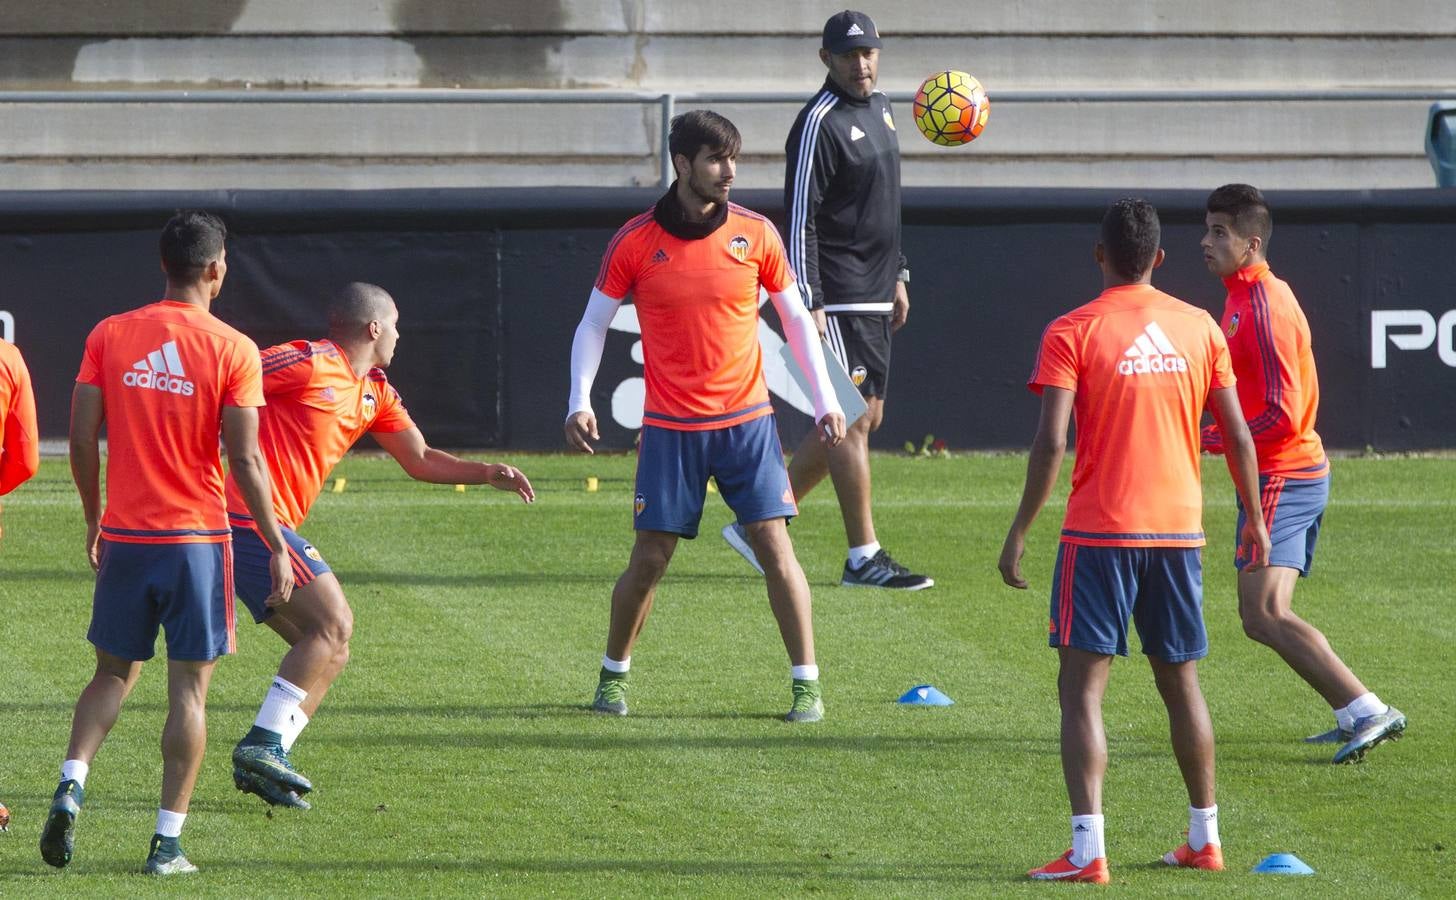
[1162,842,1224,870]
[1027,849,1110,884]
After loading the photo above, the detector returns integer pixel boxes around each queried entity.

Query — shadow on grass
[191,855,1012,885]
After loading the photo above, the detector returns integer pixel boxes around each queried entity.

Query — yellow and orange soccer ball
[912,70,990,146]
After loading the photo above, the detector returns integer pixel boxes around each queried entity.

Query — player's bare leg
[63,650,143,765]
[160,659,215,815]
[1056,648,1111,815]
[744,518,816,666]
[1150,656,1225,868]
[592,531,678,716]
[1238,565,1365,707]
[42,650,143,867]
[264,573,353,718]
[605,530,678,660]
[789,396,882,547]
[1149,658,1215,808]
[746,517,825,722]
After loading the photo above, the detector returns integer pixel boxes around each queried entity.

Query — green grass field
[0,452,1451,897]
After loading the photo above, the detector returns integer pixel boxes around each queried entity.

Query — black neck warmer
[653,182,728,240]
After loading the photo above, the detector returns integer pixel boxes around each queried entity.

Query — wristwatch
[896,268,910,284]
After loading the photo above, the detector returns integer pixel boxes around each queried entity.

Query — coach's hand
[811,308,828,341]
[564,411,599,454]
[817,412,846,447]
[998,531,1028,589]
[487,463,536,503]
[891,282,910,332]
[265,549,296,607]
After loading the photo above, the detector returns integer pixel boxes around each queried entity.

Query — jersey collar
[1223,262,1270,289]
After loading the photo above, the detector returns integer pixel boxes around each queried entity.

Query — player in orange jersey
[1200,183,1404,764]
[566,110,846,722]
[44,211,293,876]
[0,336,40,541]
[226,282,534,809]
[999,199,1270,883]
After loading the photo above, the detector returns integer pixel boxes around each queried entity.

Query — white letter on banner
[1370,310,1434,368]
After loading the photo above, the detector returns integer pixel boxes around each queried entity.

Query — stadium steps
[0,0,1452,190]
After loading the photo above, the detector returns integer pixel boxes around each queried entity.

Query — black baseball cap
[822,10,882,55]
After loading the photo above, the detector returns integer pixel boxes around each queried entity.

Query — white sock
[848,542,881,568]
[1188,804,1219,850]
[155,808,186,838]
[1069,814,1105,866]
[1333,706,1356,732]
[1342,692,1387,722]
[791,664,819,681]
[602,655,630,674]
[255,677,308,736]
[281,709,310,752]
[60,759,89,787]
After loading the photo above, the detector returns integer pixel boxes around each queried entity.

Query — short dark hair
[159,210,227,279]
[1206,183,1272,245]
[328,282,396,339]
[1100,198,1161,281]
[668,110,741,167]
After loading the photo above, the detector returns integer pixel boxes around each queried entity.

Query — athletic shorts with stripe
[88,538,236,661]
[229,514,331,622]
[1235,472,1328,575]
[824,313,891,399]
[1048,543,1208,663]
[634,416,797,539]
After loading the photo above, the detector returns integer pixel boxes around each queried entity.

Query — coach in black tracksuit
[774,10,932,590]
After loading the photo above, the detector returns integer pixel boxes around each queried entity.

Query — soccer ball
[912,70,990,146]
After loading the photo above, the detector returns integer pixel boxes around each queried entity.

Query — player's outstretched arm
[770,282,845,445]
[999,387,1074,589]
[374,427,534,503]
[565,288,621,454]
[1209,386,1271,570]
[68,384,105,570]
[222,405,295,605]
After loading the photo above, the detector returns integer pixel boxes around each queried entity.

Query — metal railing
[6,88,1456,188]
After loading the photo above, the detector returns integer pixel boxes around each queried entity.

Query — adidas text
[1118,355,1187,376]
[123,369,195,395]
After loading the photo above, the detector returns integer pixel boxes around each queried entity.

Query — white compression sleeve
[769,282,842,423]
[567,288,622,418]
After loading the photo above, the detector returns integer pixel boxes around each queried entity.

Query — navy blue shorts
[1048,543,1207,663]
[230,515,331,623]
[1235,473,1328,575]
[634,416,796,538]
[88,539,235,662]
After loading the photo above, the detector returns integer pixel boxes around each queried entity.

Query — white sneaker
[720,523,764,575]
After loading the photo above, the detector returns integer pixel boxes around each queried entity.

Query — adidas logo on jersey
[122,340,195,395]
[651,248,669,264]
[1118,322,1188,376]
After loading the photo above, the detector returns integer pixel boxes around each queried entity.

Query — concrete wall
[1,1,1453,190]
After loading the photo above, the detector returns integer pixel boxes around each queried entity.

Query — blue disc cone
[1252,853,1315,875]
[897,684,954,706]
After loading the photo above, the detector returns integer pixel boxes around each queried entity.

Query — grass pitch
[0,452,1451,897]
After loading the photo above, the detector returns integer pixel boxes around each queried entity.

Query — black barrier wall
[1,188,1452,450]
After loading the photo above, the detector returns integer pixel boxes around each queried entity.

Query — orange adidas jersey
[1217,264,1328,479]
[225,339,414,529]
[1029,284,1235,547]
[77,300,263,543]
[0,339,40,496]
[595,202,795,430]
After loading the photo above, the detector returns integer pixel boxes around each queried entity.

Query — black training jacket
[784,76,906,315]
